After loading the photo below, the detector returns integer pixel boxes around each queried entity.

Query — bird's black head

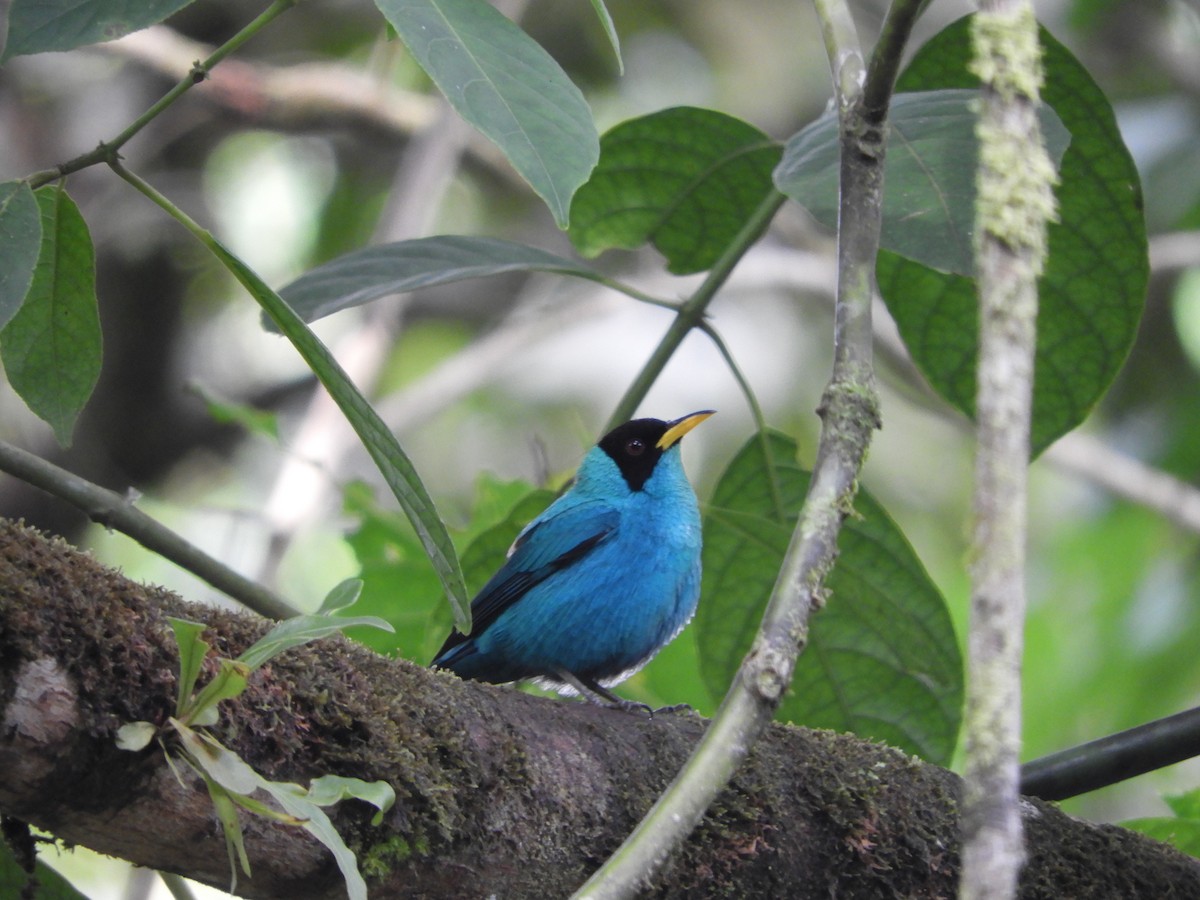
[598,411,714,492]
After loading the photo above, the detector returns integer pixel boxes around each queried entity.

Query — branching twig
[96,24,434,137]
[572,1,928,895]
[26,0,298,187]
[0,440,298,619]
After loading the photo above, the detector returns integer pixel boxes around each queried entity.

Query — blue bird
[432,411,714,711]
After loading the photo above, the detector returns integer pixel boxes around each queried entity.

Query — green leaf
[236,613,393,671]
[318,577,365,615]
[174,720,260,796]
[0,181,41,330]
[175,723,372,900]
[261,781,370,900]
[696,430,962,766]
[0,184,101,447]
[189,381,280,439]
[0,830,89,900]
[277,236,602,326]
[587,0,623,75]
[569,106,781,274]
[1,0,198,60]
[775,89,1071,277]
[186,658,251,724]
[1123,788,1200,859]
[168,617,210,714]
[375,0,598,228]
[877,17,1148,455]
[307,774,396,826]
[1165,788,1200,820]
[341,477,553,657]
[458,473,556,552]
[202,232,470,631]
[207,778,251,893]
[116,721,158,751]
[174,725,254,892]
[1122,816,1200,860]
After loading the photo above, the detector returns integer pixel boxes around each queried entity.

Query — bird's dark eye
[625,438,645,456]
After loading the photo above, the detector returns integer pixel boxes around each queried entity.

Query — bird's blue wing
[433,499,618,662]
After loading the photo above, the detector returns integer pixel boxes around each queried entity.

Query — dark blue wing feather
[432,500,618,664]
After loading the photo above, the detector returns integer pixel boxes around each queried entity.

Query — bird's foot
[554,668,653,717]
[608,698,654,717]
[652,702,694,715]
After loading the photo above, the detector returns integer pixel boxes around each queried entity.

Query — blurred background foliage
[3,0,1200,895]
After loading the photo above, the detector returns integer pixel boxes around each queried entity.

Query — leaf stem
[26,0,297,188]
[604,190,787,432]
[0,439,299,619]
[697,322,786,521]
[586,275,681,311]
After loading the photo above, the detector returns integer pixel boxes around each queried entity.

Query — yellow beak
[656,410,716,450]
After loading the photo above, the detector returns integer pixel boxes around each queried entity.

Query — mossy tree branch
[2,518,1199,899]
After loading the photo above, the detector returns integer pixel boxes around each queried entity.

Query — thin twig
[1042,434,1200,533]
[0,440,298,619]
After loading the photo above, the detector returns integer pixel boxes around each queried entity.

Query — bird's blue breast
[436,446,702,688]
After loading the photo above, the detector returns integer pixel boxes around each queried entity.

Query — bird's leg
[553,669,653,717]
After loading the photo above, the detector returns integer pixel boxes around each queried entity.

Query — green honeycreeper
[432,411,714,711]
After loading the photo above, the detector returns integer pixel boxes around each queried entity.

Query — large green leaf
[1,0,197,61]
[0,185,101,447]
[375,0,598,228]
[569,106,781,274]
[0,181,42,330]
[776,89,1070,278]
[201,232,469,630]
[277,236,602,326]
[696,430,962,766]
[878,17,1147,454]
